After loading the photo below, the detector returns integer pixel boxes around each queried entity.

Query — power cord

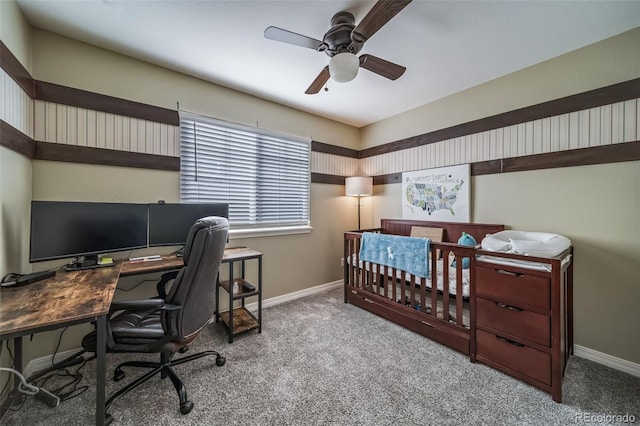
[32,357,89,403]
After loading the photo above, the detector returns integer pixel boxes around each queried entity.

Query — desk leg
[228,261,234,343]
[0,337,23,419]
[96,315,107,426]
[258,256,262,333]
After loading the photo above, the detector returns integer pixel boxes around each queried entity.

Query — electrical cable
[51,327,68,367]
[0,368,39,395]
[32,356,89,403]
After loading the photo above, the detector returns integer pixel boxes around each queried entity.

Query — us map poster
[402,164,471,222]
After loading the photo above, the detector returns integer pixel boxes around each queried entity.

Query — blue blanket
[359,232,430,278]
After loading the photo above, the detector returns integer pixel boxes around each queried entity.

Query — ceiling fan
[264,0,412,94]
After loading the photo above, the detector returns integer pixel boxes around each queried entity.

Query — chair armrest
[109,299,165,313]
[157,270,180,298]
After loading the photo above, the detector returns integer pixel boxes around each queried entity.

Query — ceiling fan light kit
[264,0,412,94]
[329,52,359,83]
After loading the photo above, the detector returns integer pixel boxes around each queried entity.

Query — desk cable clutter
[0,368,60,408]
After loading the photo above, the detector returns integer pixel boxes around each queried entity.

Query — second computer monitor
[148,203,229,247]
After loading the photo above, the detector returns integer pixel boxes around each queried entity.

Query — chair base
[105,350,225,422]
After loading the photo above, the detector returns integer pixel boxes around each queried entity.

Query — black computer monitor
[148,203,229,247]
[29,201,149,263]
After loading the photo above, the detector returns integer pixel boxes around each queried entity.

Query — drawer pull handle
[496,336,525,347]
[495,302,523,312]
[420,320,435,328]
[496,269,524,277]
[364,298,374,304]
[351,290,357,294]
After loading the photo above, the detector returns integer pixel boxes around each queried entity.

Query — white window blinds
[180,113,310,231]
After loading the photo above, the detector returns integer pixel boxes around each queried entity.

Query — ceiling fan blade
[351,0,412,43]
[305,67,330,94]
[264,26,323,50]
[359,54,406,80]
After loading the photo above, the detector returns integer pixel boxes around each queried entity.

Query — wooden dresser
[472,248,573,402]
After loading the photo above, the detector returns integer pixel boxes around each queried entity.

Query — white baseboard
[23,348,91,379]
[574,344,640,378]
[244,280,342,312]
[22,280,343,377]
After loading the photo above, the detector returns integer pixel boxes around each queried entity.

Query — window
[180,113,311,236]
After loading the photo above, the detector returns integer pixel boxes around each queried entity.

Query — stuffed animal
[451,232,477,269]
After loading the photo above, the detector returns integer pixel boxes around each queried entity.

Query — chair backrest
[167,216,229,340]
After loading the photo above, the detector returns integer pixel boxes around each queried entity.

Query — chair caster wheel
[180,400,193,414]
[216,356,226,366]
[113,368,125,382]
[179,346,189,354]
[105,413,114,425]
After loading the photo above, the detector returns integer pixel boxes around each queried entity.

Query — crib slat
[431,248,438,316]
[442,249,450,322]
[420,277,426,313]
[396,269,404,303]
[456,256,464,325]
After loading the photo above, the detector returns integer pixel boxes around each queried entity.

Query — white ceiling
[16,0,640,128]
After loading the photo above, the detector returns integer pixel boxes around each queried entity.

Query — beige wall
[361,27,640,148]
[0,147,32,275]
[0,0,32,72]
[31,30,360,150]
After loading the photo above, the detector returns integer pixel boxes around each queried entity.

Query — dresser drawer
[476,265,550,309]
[477,329,551,385]
[476,298,550,346]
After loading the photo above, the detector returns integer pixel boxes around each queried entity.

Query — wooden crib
[344,219,505,357]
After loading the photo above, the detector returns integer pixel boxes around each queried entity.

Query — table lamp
[345,176,373,230]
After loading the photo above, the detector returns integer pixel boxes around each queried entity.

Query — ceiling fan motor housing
[321,12,363,56]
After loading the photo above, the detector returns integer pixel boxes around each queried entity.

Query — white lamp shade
[345,176,373,196]
[329,53,359,83]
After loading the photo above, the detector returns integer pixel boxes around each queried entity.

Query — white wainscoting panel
[310,151,358,176]
[1,69,33,138]
[33,100,180,157]
[361,99,639,177]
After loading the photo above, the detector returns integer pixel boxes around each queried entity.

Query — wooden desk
[119,248,261,277]
[0,263,122,426]
[120,255,182,276]
[0,247,260,425]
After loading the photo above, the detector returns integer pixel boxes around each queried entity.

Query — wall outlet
[340,258,345,267]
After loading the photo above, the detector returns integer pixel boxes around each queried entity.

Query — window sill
[229,225,313,240]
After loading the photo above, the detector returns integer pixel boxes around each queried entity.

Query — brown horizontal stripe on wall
[311,173,345,185]
[0,41,35,97]
[34,141,180,171]
[360,78,640,158]
[34,81,180,126]
[0,119,36,157]
[502,141,640,173]
[471,160,502,176]
[311,141,359,157]
[373,173,402,185]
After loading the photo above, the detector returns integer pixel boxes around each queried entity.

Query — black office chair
[82,216,229,424]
